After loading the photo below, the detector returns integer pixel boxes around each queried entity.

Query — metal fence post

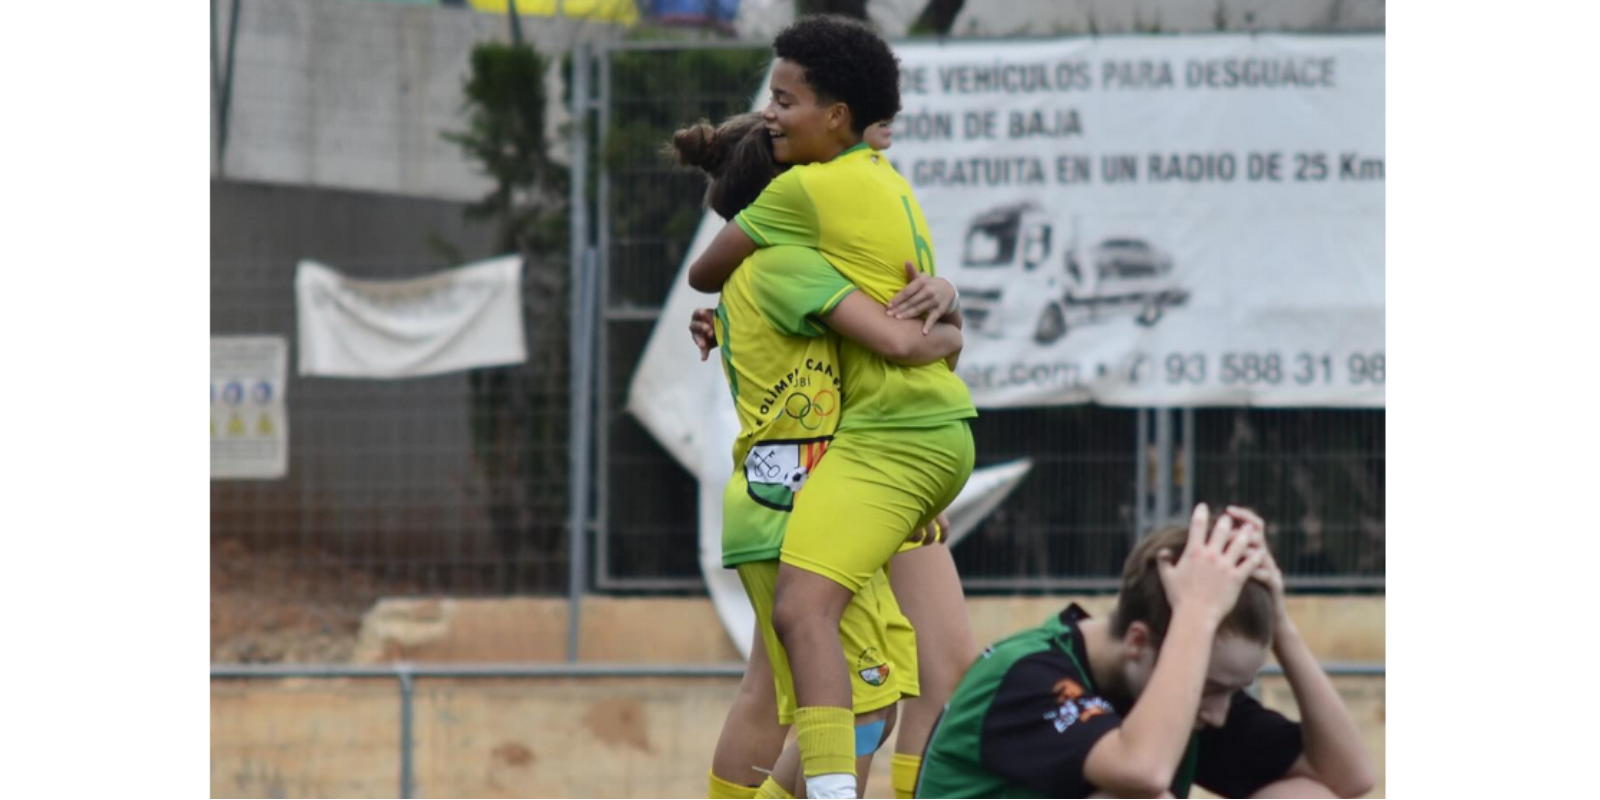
[1135,409,1149,542]
[567,41,594,663]
[1156,407,1174,525]
[1181,407,1195,514]
[397,664,415,799]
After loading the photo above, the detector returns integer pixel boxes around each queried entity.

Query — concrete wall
[210,179,573,574]
[732,0,929,39]
[349,594,1384,663]
[214,595,1383,796]
[209,178,500,272]
[211,673,1384,798]
[211,1,1382,202]
[212,0,628,200]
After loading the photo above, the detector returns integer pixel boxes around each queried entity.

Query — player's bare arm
[688,222,758,292]
[822,291,962,366]
[885,261,961,334]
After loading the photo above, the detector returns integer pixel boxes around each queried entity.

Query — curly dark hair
[773,14,901,135]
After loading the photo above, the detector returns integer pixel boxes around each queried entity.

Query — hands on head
[1156,503,1281,627]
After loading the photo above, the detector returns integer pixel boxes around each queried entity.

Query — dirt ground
[210,539,400,663]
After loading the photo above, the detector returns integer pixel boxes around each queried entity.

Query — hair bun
[672,121,723,171]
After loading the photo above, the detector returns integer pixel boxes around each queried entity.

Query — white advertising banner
[636,34,1383,464]
[295,255,526,378]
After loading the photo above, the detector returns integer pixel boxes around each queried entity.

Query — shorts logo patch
[856,647,891,687]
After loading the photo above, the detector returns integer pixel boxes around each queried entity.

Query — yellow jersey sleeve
[735,168,821,248]
[748,246,857,338]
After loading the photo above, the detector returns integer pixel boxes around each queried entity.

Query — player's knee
[730,677,777,721]
[771,577,850,646]
[771,595,823,647]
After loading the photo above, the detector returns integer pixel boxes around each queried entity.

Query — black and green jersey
[916,605,1303,799]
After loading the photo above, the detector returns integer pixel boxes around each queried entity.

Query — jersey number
[901,196,934,275]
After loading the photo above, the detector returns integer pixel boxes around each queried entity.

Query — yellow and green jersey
[735,143,977,431]
[715,245,858,567]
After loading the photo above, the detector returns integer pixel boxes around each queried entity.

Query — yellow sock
[794,706,858,778]
[709,769,760,799]
[754,775,794,799]
[891,752,922,799]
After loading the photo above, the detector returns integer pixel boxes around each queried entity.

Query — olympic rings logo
[779,389,837,431]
